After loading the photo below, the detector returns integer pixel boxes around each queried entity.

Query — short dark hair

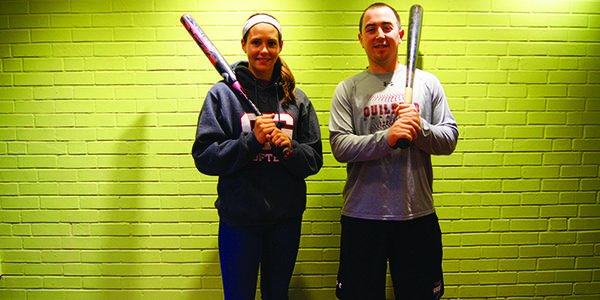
[359,2,401,33]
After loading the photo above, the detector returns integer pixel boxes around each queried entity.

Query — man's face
[359,6,404,69]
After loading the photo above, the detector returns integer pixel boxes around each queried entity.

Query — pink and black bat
[180,13,261,116]
[395,4,423,149]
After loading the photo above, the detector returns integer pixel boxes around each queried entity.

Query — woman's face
[242,23,283,81]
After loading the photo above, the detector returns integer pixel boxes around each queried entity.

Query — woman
[191,13,323,300]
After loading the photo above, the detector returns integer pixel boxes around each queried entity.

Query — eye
[251,40,261,46]
[268,40,278,47]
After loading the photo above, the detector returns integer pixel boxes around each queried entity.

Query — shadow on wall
[94,114,223,298]
[83,113,215,296]
[96,113,150,294]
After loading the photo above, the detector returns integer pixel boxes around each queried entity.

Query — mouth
[374,44,388,49]
[256,57,271,63]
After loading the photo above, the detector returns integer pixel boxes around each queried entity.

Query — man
[328,2,458,299]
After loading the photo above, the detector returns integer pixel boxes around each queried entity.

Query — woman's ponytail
[279,57,296,106]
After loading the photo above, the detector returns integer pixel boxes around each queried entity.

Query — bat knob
[394,138,411,149]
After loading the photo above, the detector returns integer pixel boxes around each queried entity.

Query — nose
[259,44,269,54]
[375,27,385,39]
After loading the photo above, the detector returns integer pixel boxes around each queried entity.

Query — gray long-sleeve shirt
[329,66,458,221]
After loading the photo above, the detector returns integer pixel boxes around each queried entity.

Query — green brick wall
[1,0,599,299]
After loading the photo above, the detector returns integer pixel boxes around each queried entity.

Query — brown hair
[243,13,296,105]
[359,2,401,33]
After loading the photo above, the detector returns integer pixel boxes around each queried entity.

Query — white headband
[242,14,281,37]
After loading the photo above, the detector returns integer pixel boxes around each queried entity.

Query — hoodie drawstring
[274,82,283,128]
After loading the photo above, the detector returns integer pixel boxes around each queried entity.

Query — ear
[399,28,405,40]
[358,32,365,48]
[241,38,247,53]
[279,40,284,52]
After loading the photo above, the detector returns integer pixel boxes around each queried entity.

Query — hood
[233,60,283,87]
[232,60,284,113]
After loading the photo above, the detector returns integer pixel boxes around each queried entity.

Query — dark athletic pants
[336,213,444,300]
[219,217,302,300]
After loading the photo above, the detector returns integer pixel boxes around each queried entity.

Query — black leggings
[218,217,302,300]
[336,213,444,300]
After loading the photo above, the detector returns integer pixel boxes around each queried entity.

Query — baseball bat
[395,4,423,149]
[180,13,261,116]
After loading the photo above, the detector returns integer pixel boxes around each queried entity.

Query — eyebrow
[364,21,394,30]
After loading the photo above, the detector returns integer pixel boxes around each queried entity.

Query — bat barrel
[181,13,261,116]
[180,14,238,86]
[405,4,423,93]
